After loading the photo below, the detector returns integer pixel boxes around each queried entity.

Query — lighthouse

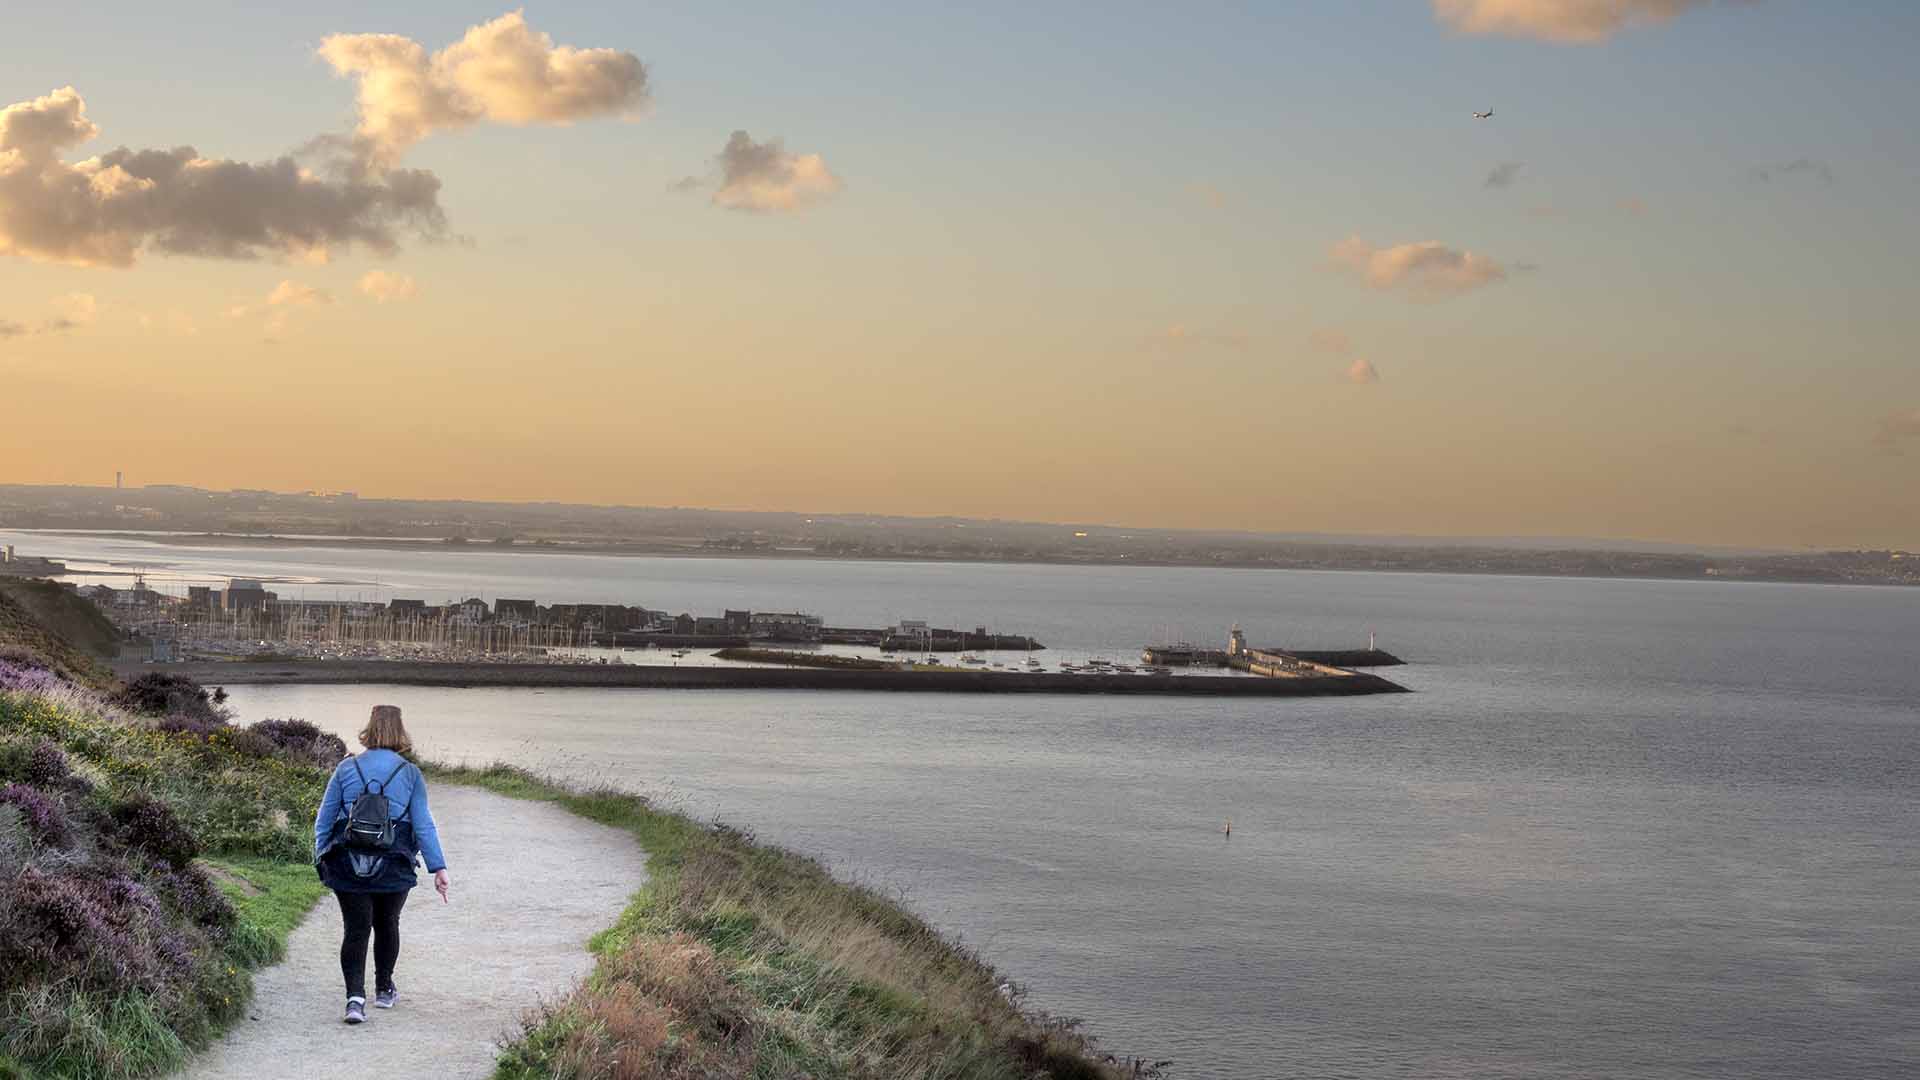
[1228,623,1246,658]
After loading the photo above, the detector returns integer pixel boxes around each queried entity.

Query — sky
[2,1,1917,549]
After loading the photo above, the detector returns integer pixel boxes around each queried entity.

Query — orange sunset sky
[3,2,1916,548]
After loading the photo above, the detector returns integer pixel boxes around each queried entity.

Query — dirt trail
[178,785,648,1079]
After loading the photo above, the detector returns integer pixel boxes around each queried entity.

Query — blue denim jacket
[313,749,447,873]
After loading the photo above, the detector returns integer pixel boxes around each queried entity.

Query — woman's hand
[434,869,450,904]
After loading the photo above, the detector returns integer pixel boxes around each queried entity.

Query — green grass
[427,762,1161,1080]
[204,856,330,969]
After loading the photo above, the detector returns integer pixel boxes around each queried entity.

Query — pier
[1143,625,1404,676]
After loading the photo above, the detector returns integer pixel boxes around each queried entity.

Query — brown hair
[359,704,414,756]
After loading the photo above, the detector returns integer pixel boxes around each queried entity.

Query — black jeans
[335,890,408,999]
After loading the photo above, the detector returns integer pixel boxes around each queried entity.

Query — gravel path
[179,785,648,1079]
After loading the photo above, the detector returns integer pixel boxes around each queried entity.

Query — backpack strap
[389,763,418,824]
[335,756,370,829]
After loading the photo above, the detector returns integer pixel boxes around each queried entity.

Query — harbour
[127,657,1409,695]
[36,539,1408,694]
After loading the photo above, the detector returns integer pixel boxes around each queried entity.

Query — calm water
[12,532,1919,1078]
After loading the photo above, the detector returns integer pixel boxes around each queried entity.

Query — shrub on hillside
[155,864,234,931]
[0,784,71,847]
[25,740,70,788]
[0,865,196,995]
[111,674,228,724]
[110,792,199,870]
[0,659,62,695]
[248,718,347,768]
[0,863,243,1054]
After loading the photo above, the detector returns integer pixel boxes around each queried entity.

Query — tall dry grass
[440,764,1170,1080]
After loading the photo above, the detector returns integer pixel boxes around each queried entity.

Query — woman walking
[314,705,450,1025]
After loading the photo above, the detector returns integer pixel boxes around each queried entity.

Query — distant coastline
[22,526,1919,589]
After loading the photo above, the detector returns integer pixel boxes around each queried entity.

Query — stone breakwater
[141,660,1410,696]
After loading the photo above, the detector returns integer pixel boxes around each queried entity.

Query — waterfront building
[225,581,270,613]
[494,598,538,621]
[750,611,825,642]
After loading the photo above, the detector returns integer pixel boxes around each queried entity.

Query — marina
[30,542,1406,694]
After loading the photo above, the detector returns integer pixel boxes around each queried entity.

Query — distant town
[70,572,1041,665]
[3,483,1916,587]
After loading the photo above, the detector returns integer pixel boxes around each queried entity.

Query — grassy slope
[0,581,119,689]
[430,763,1159,1080]
[0,691,329,1079]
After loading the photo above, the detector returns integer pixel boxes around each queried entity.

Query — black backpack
[343,756,413,852]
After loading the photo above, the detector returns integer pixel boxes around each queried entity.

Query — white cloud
[687,131,842,214]
[319,11,649,169]
[1345,357,1382,384]
[229,279,331,321]
[227,280,332,336]
[1432,0,1719,43]
[268,280,331,307]
[1330,236,1508,297]
[5,15,643,269]
[0,87,445,268]
[358,270,419,303]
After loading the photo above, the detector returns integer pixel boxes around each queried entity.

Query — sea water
[15,532,1917,1078]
